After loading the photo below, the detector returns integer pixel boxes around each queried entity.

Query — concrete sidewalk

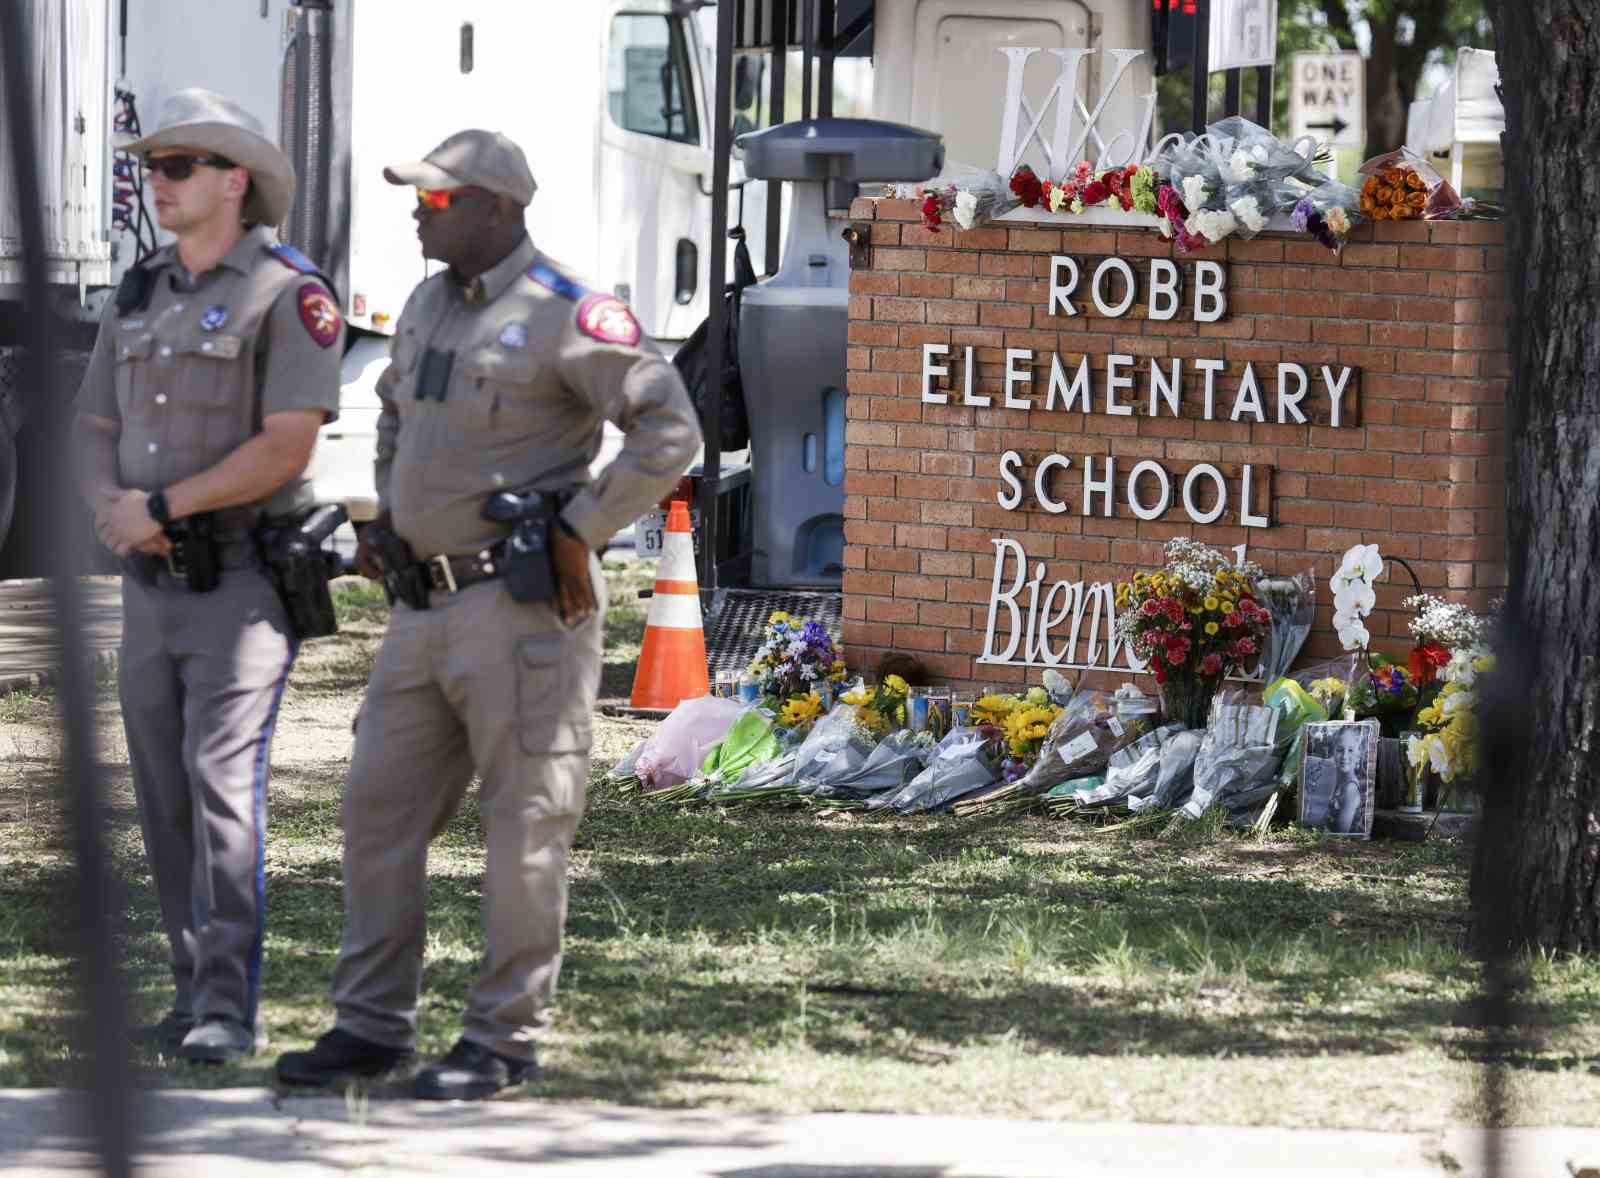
[1,1090,1597,1177]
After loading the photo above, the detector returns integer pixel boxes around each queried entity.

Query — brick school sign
[839,205,1509,687]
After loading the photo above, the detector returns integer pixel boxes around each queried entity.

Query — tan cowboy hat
[118,88,295,227]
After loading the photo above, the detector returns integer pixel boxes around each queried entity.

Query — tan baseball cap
[382,129,537,206]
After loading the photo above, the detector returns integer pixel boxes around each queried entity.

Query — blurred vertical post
[0,5,136,1176]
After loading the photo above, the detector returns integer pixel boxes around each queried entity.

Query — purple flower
[1291,197,1314,234]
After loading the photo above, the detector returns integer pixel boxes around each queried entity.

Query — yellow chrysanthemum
[1220,599,1236,614]
[780,693,822,729]
[841,688,870,707]
[1204,621,1219,636]
[883,674,910,696]
[1204,596,1219,611]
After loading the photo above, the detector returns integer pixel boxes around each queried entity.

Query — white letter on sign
[1242,464,1270,528]
[961,345,989,407]
[1196,357,1226,420]
[1277,362,1309,424]
[1092,257,1136,318]
[1082,455,1116,517]
[1182,464,1227,525]
[1230,361,1265,423]
[1004,348,1034,409]
[1321,365,1354,427]
[979,538,1028,664]
[1048,352,1093,413]
[1049,255,1079,317]
[1127,460,1171,521]
[1105,353,1135,415]
[1148,258,1180,321]
[1193,260,1228,322]
[1035,453,1072,514]
[997,449,1024,510]
[921,343,949,404]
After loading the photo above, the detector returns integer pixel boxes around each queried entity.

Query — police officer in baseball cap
[275,129,699,1098]
[72,88,343,1063]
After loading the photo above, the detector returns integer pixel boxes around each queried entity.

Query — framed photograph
[1298,720,1379,838]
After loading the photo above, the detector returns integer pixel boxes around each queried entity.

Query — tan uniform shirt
[374,235,700,557]
[76,226,344,519]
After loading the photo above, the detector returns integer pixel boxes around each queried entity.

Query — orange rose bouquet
[1356,148,1463,220]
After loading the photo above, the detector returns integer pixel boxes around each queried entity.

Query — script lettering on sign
[995,47,1159,179]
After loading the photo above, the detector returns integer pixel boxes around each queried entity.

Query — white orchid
[1333,580,1376,616]
[1328,543,1383,653]
[1334,615,1370,651]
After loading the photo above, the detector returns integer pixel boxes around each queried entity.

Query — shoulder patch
[526,262,588,302]
[297,283,342,349]
[267,242,320,275]
[576,292,641,347]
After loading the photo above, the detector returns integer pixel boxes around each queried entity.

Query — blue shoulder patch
[526,262,588,302]
[266,242,320,275]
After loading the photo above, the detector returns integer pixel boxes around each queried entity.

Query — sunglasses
[141,153,238,181]
[415,187,489,211]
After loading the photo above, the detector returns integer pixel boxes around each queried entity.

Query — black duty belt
[420,539,509,595]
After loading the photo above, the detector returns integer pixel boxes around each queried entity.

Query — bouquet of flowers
[1348,659,1420,738]
[1408,644,1494,783]
[904,164,1020,231]
[1114,538,1272,728]
[840,674,910,735]
[1285,178,1363,253]
[747,611,845,701]
[1401,593,1487,686]
[1357,148,1464,221]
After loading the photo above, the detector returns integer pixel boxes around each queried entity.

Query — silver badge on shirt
[498,322,528,350]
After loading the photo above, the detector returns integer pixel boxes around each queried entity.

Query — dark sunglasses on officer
[141,152,239,181]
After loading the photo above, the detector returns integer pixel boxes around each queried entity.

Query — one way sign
[1289,51,1365,151]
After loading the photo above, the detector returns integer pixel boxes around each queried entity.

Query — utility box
[736,117,942,588]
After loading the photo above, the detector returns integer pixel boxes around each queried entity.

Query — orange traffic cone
[629,500,710,710]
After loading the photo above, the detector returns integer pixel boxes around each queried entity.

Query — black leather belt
[421,539,509,595]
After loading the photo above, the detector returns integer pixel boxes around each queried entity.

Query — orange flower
[1375,184,1393,203]
[1406,170,1427,191]
[1360,193,1377,213]
[1371,205,1388,220]
[1383,168,1405,185]
[1407,190,1427,209]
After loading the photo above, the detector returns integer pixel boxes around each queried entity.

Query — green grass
[1,568,1598,1128]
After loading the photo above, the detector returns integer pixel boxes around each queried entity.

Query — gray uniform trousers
[332,561,604,1062]
[120,562,296,1029]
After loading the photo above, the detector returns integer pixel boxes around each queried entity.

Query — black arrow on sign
[1307,115,1351,136]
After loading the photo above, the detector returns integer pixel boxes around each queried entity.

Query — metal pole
[696,0,738,593]
[1253,63,1273,129]
[1191,0,1211,134]
[818,0,835,118]
[800,0,814,121]
[1223,67,1241,118]
[765,0,788,277]
[0,4,136,1176]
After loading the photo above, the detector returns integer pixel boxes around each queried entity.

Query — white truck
[0,0,1156,575]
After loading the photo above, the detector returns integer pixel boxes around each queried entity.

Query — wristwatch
[145,489,172,526]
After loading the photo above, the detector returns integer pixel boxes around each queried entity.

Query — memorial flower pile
[747,611,845,702]
[1402,593,1486,688]
[841,674,910,735]
[1114,538,1271,727]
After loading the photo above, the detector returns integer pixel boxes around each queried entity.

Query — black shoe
[178,1016,258,1064]
[131,1010,194,1052]
[413,1038,538,1101]
[275,1027,415,1088]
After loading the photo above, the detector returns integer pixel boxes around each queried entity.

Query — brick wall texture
[840,196,1509,691]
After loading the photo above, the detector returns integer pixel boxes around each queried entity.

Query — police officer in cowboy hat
[72,88,343,1063]
[275,129,699,1099]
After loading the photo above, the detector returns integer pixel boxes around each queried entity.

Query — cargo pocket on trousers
[515,634,589,756]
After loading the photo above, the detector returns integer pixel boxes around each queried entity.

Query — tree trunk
[1471,1,1600,952]
[1365,14,1406,161]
